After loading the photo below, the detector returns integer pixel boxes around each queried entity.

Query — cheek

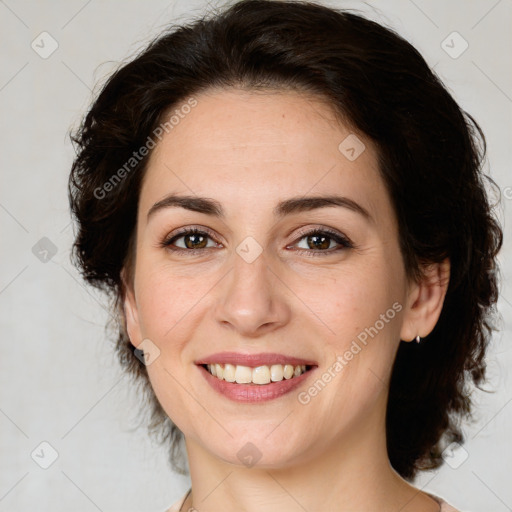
[134,261,216,341]
[300,260,401,338]
[144,359,196,436]
[301,259,404,388]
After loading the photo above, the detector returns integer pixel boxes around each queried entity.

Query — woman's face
[124,88,420,467]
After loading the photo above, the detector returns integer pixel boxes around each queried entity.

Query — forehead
[139,88,388,223]
[150,88,350,165]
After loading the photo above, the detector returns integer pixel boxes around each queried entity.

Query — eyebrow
[147,194,372,222]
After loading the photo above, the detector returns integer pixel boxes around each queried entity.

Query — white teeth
[223,363,236,382]
[235,365,252,384]
[283,364,294,379]
[205,363,309,384]
[270,364,283,382]
[253,366,271,384]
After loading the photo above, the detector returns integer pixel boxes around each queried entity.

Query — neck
[182,399,440,512]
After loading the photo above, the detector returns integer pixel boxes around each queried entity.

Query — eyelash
[159,226,354,257]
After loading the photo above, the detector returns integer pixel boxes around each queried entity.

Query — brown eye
[304,233,332,250]
[291,228,353,255]
[161,228,219,252]
[181,232,208,249]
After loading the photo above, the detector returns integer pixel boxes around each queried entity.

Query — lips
[195,351,317,367]
[195,352,318,403]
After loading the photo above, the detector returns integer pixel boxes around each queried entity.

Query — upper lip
[195,352,317,367]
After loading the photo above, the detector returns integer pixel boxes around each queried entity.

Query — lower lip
[199,365,315,403]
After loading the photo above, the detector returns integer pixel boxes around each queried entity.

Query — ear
[400,258,450,342]
[121,267,142,348]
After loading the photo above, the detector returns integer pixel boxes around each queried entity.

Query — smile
[196,352,317,402]
[203,363,310,384]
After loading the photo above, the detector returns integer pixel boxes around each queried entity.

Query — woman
[68,1,503,510]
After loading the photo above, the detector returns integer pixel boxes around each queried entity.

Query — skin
[123,88,450,512]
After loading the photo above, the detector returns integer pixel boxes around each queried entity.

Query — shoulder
[439,501,461,512]
[164,490,190,512]
[164,490,461,512]
[440,502,461,512]
[426,492,461,512]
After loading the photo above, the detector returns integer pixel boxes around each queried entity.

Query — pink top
[166,490,460,511]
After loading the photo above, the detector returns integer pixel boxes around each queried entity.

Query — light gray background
[1,0,510,510]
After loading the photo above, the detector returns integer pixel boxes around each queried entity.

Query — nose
[213,250,292,337]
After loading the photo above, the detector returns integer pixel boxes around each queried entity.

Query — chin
[193,423,316,469]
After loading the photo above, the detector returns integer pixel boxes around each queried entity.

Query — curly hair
[68,0,503,480]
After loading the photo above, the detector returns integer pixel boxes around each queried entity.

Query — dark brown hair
[68,0,503,480]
